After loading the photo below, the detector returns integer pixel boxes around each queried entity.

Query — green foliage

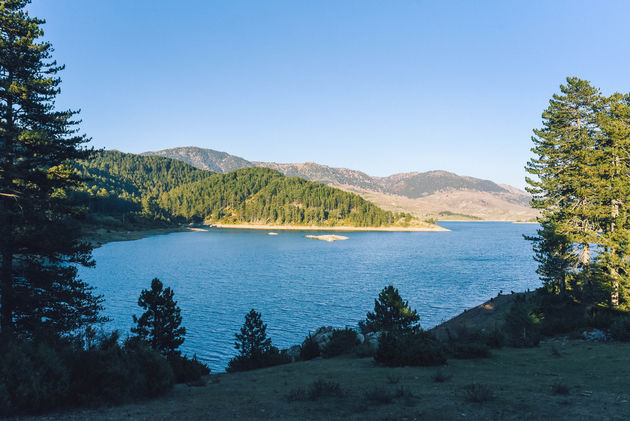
[74,151,419,229]
[168,353,211,384]
[131,278,186,357]
[0,332,174,416]
[0,340,69,414]
[300,333,321,360]
[463,383,495,403]
[321,328,360,358]
[526,77,630,309]
[363,387,394,405]
[0,0,103,339]
[504,298,542,347]
[374,331,445,367]
[227,309,290,372]
[287,379,344,401]
[362,285,420,333]
[609,317,630,342]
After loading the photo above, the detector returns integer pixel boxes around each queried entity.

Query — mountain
[142,146,254,173]
[143,146,537,221]
[74,151,427,229]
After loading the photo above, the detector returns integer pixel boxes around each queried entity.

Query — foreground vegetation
[17,339,630,420]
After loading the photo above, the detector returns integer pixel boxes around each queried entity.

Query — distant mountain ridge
[142,146,536,221]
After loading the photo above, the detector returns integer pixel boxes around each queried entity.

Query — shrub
[374,331,446,367]
[168,354,211,384]
[504,299,542,347]
[609,317,630,341]
[0,340,69,414]
[300,334,321,360]
[70,334,173,402]
[479,327,506,349]
[355,341,376,358]
[551,380,570,395]
[431,368,452,383]
[322,328,360,358]
[287,379,343,401]
[587,308,617,329]
[363,387,394,405]
[0,333,175,416]
[227,346,290,372]
[464,383,495,403]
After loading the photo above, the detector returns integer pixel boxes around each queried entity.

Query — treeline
[74,151,417,228]
[526,77,630,309]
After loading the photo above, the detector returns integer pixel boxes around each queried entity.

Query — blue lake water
[79,222,540,372]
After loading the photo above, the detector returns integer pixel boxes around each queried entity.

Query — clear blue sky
[29,0,630,188]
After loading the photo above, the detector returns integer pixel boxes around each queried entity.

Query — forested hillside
[74,151,418,228]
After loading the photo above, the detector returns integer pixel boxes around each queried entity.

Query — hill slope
[74,151,427,229]
[143,146,536,221]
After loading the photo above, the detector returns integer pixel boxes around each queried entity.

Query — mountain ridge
[142,146,536,221]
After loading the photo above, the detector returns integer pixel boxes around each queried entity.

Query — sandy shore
[210,223,448,232]
[84,226,188,247]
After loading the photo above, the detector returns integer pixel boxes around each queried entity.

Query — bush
[609,317,630,341]
[479,327,506,349]
[300,334,321,360]
[0,333,175,416]
[464,383,495,403]
[287,379,344,401]
[355,341,376,358]
[431,368,452,383]
[374,331,446,367]
[587,308,617,329]
[168,354,211,384]
[551,380,570,395]
[321,328,359,358]
[0,340,69,414]
[504,299,542,347]
[227,346,290,373]
[363,387,394,405]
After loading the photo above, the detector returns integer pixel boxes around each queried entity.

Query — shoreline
[208,223,449,232]
[84,221,448,247]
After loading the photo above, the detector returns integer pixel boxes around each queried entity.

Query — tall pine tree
[0,0,102,338]
[526,77,602,301]
[592,93,630,307]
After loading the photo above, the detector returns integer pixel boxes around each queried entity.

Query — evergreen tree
[526,77,603,301]
[233,309,272,360]
[0,0,102,337]
[362,285,420,333]
[131,278,186,356]
[227,309,288,372]
[592,93,630,307]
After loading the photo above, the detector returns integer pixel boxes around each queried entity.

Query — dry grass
[20,340,630,420]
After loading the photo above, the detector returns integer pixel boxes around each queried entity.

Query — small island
[305,234,349,242]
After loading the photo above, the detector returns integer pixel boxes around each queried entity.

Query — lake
[79,222,540,372]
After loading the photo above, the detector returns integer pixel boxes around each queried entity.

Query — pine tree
[131,278,186,356]
[233,309,272,360]
[525,77,602,301]
[362,285,420,333]
[0,0,102,338]
[592,93,630,307]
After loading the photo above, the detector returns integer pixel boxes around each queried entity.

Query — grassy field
[23,339,630,420]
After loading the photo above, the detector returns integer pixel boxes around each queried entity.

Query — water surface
[80,222,539,371]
